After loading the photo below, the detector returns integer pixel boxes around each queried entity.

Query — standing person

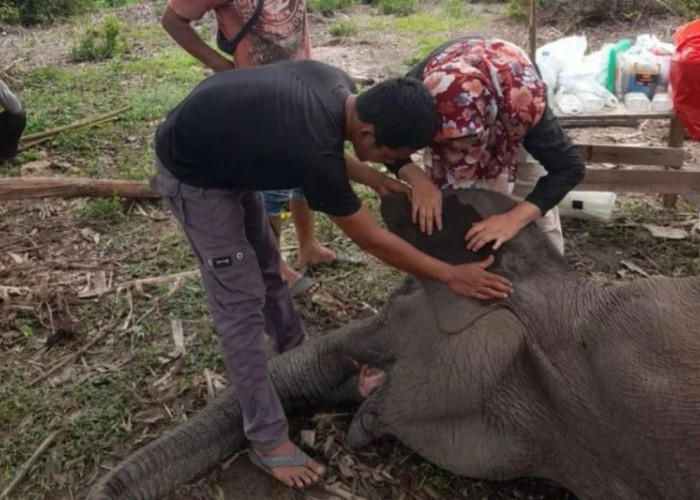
[151,61,512,488]
[392,38,585,254]
[162,0,338,297]
[0,78,26,165]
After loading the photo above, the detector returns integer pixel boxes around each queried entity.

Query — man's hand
[374,175,410,197]
[447,255,513,300]
[409,174,442,236]
[465,201,542,252]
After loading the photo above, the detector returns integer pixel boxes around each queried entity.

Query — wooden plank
[663,116,686,207]
[579,169,700,194]
[554,109,674,121]
[576,143,684,167]
[0,178,158,201]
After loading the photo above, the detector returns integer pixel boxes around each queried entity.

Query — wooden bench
[554,109,694,207]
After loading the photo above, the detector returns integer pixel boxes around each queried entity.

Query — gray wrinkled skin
[88,189,700,500]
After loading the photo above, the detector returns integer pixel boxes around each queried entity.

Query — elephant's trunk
[86,332,359,499]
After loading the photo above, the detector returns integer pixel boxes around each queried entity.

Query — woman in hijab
[389,38,585,254]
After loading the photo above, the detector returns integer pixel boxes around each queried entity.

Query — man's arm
[330,205,512,300]
[344,154,410,197]
[0,79,22,115]
[161,6,234,73]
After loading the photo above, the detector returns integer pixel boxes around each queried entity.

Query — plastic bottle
[607,39,632,93]
[538,50,557,103]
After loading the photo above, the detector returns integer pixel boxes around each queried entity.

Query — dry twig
[27,320,118,387]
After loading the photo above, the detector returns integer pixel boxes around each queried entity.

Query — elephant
[87,188,700,500]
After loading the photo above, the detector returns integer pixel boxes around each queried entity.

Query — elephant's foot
[358,364,387,398]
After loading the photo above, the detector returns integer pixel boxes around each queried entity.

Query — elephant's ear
[380,193,496,265]
[380,193,503,334]
[421,280,503,334]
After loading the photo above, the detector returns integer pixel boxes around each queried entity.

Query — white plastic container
[624,92,651,112]
[558,191,617,221]
[651,92,673,112]
[577,92,605,112]
[555,93,583,114]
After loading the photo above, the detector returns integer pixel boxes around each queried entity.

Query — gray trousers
[150,159,305,451]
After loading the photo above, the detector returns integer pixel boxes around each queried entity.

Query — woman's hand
[397,163,443,236]
[465,201,541,252]
[410,174,443,235]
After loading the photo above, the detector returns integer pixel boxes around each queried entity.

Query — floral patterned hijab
[422,39,547,190]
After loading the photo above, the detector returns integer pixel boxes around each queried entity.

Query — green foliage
[506,0,525,19]
[79,197,125,223]
[71,15,127,62]
[0,0,91,25]
[673,0,700,15]
[377,0,416,15]
[442,0,472,18]
[307,0,356,15]
[329,19,358,36]
[405,35,448,66]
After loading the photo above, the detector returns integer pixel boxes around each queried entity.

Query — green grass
[367,10,483,34]
[20,41,206,179]
[404,34,449,65]
[329,19,358,37]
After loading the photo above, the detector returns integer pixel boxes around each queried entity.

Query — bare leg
[290,198,336,269]
[268,214,304,286]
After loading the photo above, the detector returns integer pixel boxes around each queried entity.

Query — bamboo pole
[528,0,537,62]
[18,105,131,144]
[0,177,158,201]
[0,430,60,499]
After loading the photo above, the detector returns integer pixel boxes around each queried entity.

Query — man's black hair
[355,77,437,150]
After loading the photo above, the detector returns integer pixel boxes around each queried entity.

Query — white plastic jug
[558,191,617,221]
[624,92,651,112]
[555,93,583,114]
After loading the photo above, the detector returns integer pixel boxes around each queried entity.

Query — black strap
[216,0,265,57]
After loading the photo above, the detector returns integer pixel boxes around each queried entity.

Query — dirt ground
[0,2,699,499]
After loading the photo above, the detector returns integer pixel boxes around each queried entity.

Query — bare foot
[296,242,336,269]
[280,261,303,287]
[256,440,326,488]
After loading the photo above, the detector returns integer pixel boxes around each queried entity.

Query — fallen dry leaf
[643,224,689,240]
[620,260,650,277]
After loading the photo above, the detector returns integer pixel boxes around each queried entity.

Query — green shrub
[0,0,92,25]
[377,0,416,15]
[673,0,700,16]
[71,15,127,62]
[328,20,357,36]
[505,0,525,18]
[307,0,355,16]
[443,0,472,18]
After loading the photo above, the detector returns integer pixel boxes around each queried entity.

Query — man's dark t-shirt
[155,60,361,217]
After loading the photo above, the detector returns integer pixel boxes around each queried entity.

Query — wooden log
[0,178,158,201]
[576,143,685,168]
[579,169,700,194]
[662,116,686,207]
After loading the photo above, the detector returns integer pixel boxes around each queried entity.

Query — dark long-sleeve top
[393,37,586,214]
